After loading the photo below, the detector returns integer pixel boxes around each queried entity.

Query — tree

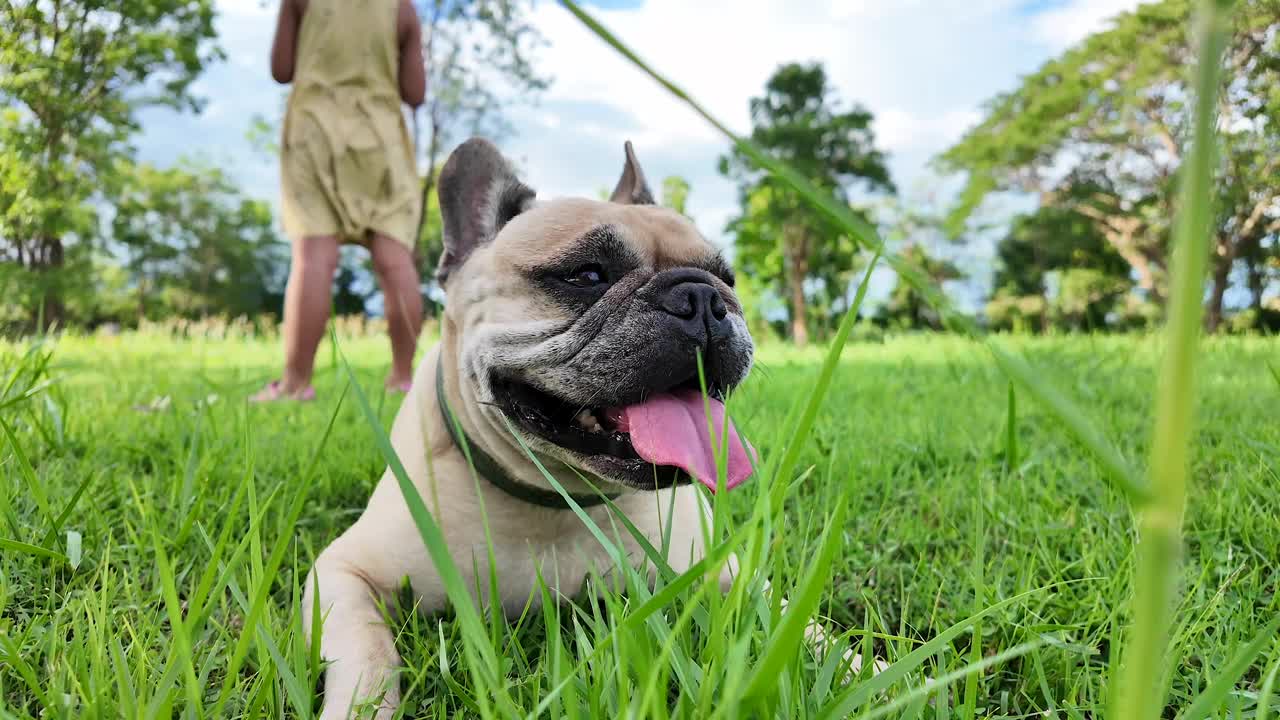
[880,244,962,330]
[0,0,222,327]
[661,176,691,216]
[871,192,967,331]
[938,0,1280,331]
[411,0,550,280]
[109,159,286,321]
[721,62,894,346]
[987,182,1134,331]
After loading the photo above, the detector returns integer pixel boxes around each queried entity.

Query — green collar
[434,359,618,510]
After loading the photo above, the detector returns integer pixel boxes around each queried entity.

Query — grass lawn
[2,330,1278,718]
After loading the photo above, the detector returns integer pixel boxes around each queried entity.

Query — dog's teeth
[575,410,599,431]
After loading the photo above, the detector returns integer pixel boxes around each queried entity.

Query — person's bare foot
[384,377,412,394]
[250,380,317,403]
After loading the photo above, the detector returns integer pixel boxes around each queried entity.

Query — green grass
[3,330,1279,718]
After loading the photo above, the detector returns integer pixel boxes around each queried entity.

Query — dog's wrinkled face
[436,138,755,491]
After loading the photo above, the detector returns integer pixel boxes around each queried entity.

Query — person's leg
[369,233,422,389]
[254,235,340,401]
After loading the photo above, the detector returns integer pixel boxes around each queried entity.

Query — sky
[135,0,1145,308]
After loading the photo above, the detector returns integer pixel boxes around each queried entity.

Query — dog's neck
[432,329,618,506]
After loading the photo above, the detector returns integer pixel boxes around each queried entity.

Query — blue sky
[135,0,1143,308]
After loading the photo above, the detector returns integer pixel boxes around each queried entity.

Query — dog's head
[436,138,755,492]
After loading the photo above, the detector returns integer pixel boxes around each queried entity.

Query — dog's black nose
[657,277,731,346]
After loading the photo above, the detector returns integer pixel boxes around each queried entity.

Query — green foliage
[879,244,962,330]
[410,0,551,278]
[721,63,893,346]
[0,0,222,328]
[988,194,1134,332]
[872,193,969,331]
[661,175,691,216]
[985,291,1050,333]
[939,0,1280,330]
[994,191,1130,297]
[108,159,285,323]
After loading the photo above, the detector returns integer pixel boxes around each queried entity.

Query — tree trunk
[784,226,809,347]
[137,276,147,325]
[1246,256,1263,311]
[1204,236,1234,333]
[37,236,65,330]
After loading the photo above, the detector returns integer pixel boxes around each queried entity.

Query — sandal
[249,380,316,403]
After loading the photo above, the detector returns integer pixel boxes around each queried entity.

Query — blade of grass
[815,579,1094,720]
[854,640,1048,720]
[742,500,847,703]
[764,252,879,514]
[40,467,97,548]
[244,591,315,718]
[988,344,1147,500]
[207,382,349,717]
[961,469,986,718]
[1174,614,1280,720]
[1113,2,1233,719]
[0,633,52,709]
[150,526,203,719]
[335,344,505,699]
[0,537,66,562]
[1004,382,1018,474]
[0,415,57,533]
[1257,647,1280,720]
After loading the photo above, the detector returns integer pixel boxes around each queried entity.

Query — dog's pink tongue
[609,390,754,492]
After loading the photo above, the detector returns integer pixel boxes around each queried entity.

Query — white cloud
[874,108,982,153]
[135,0,1136,270]
[1032,0,1146,51]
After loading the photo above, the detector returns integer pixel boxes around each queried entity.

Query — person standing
[254,0,426,402]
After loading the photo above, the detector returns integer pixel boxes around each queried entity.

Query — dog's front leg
[304,544,401,720]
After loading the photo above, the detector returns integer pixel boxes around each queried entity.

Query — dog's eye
[564,264,607,288]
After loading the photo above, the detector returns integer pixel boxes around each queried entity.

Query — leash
[434,359,619,510]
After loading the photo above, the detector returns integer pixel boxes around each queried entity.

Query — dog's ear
[436,138,536,285]
[609,140,655,205]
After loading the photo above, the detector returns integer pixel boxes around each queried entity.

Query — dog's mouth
[491,375,755,492]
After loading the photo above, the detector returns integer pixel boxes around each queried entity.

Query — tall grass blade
[767,253,879,493]
[742,500,847,703]
[854,640,1047,720]
[40,468,96,549]
[1112,2,1233,718]
[988,344,1147,500]
[335,346,504,696]
[208,380,349,717]
[0,415,57,532]
[1256,649,1280,720]
[815,580,1091,720]
[0,537,65,562]
[257,622,315,720]
[1004,382,1018,474]
[1175,614,1280,720]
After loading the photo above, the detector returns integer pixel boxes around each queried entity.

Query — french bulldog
[303,138,847,719]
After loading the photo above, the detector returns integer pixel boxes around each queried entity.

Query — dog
[304,138,850,719]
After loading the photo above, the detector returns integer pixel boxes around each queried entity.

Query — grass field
[2,330,1279,718]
